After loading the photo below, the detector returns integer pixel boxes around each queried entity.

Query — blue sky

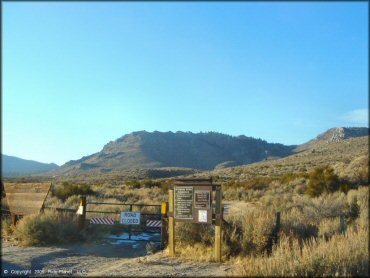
[3,2,368,165]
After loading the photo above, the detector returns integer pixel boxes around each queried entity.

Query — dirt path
[1,240,231,277]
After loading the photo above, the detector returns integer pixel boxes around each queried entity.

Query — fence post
[129,204,133,240]
[275,212,281,244]
[77,195,86,231]
[339,214,345,234]
[11,213,18,226]
[168,188,175,257]
[161,202,168,249]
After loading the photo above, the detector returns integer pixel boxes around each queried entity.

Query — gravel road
[1,240,231,277]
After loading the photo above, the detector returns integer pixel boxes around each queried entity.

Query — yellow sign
[161,202,167,215]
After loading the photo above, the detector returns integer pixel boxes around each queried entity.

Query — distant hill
[52,131,295,175]
[2,155,59,177]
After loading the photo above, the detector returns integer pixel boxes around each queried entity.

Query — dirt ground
[1,202,250,277]
[1,240,232,277]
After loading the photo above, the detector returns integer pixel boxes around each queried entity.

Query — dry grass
[194,136,368,182]
[232,226,368,276]
[223,209,276,257]
[174,243,215,262]
[2,218,14,239]
[173,186,369,276]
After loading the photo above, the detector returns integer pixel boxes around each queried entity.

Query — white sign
[76,206,83,215]
[120,211,141,225]
[198,210,208,223]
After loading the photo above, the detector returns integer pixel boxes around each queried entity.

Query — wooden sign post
[214,185,222,262]
[4,182,52,225]
[160,202,168,249]
[169,187,175,257]
[77,195,87,230]
[168,178,222,262]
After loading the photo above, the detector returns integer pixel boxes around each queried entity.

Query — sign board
[194,190,211,209]
[173,183,212,224]
[4,182,51,216]
[168,179,222,261]
[174,186,193,220]
[120,211,141,225]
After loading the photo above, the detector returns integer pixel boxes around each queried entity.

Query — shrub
[278,172,307,185]
[305,166,341,197]
[14,210,82,246]
[2,218,13,239]
[233,226,369,276]
[175,222,214,246]
[347,186,369,228]
[222,177,273,192]
[53,182,94,201]
[223,209,276,257]
[44,195,62,208]
[142,179,162,189]
[290,193,346,224]
[339,183,350,193]
[318,218,341,240]
[63,195,81,209]
[160,180,170,193]
[125,180,141,189]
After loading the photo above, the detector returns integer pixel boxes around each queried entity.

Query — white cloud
[341,109,369,126]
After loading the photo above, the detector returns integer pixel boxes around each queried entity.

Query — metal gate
[85,201,163,246]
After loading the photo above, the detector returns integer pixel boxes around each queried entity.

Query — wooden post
[214,185,222,262]
[128,204,133,240]
[77,195,86,231]
[275,211,281,244]
[276,212,281,227]
[161,202,168,249]
[168,188,175,257]
[11,213,18,226]
[339,214,345,234]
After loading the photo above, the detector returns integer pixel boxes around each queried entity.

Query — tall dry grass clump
[2,218,14,239]
[174,243,215,262]
[223,208,276,257]
[14,210,81,246]
[233,226,368,276]
[346,186,368,228]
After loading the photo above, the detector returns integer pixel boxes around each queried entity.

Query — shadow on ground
[2,239,152,277]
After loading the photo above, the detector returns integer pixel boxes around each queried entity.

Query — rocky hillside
[295,127,368,152]
[52,131,295,175]
[193,135,368,182]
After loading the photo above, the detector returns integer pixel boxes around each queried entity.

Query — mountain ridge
[51,127,368,176]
